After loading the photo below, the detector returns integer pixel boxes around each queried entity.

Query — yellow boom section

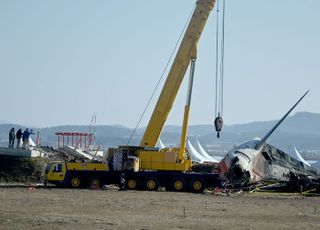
[140,0,216,147]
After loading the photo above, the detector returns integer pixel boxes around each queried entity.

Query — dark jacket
[16,129,23,139]
[23,129,34,140]
[9,129,15,140]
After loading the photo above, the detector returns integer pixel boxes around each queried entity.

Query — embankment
[0,155,48,183]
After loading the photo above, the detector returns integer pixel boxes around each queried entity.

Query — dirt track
[0,187,319,230]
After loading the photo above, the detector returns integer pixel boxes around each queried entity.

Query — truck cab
[45,160,112,188]
[45,161,67,185]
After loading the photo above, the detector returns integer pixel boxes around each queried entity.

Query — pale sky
[0,0,319,128]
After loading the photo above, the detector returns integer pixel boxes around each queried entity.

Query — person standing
[22,128,34,150]
[16,128,23,149]
[8,128,15,148]
[119,172,126,191]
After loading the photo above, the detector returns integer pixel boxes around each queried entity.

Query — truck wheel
[69,176,82,188]
[127,177,140,190]
[171,178,186,192]
[144,177,159,191]
[189,178,205,193]
[88,177,102,189]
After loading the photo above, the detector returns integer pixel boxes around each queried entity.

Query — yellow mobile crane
[45,0,221,193]
[109,0,220,191]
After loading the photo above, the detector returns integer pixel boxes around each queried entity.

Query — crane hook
[214,115,223,138]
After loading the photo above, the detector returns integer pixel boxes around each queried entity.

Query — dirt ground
[0,187,319,230]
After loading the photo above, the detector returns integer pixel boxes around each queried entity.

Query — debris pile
[192,162,220,173]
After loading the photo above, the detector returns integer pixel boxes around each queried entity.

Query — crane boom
[140,0,216,147]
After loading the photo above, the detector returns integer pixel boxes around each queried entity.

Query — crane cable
[214,0,226,138]
[126,4,196,146]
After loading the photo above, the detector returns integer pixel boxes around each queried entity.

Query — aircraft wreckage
[219,91,320,190]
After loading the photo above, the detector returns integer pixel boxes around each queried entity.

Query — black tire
[69,175,83,188]
[143,177,160,191]
[171,178,187,192]
[126,177,141,190]
[88,177,103,189]
[189,178,205,193]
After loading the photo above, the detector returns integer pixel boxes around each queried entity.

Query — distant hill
[1,112,320,159]
[223,112,320,135]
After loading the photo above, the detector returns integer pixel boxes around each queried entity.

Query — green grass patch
[0,156,48,183]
